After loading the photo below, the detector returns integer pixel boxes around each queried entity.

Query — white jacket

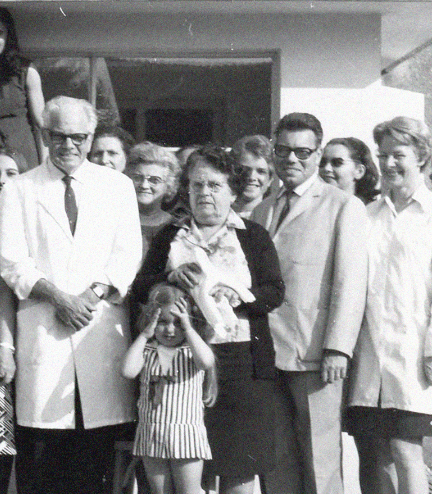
[0,160,142,429]
[349,184,432,413]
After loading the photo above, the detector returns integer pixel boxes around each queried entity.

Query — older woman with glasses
[347,117,432,494]
[125,141,180,261]
[130,144,284,494]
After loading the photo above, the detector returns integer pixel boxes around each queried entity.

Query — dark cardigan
[131,218,285,380]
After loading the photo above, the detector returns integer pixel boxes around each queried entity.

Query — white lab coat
[349,183,432,414]
[0,160,142,429]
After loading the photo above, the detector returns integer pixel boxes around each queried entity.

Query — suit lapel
[273,178,323,240]
[36,163,73,240]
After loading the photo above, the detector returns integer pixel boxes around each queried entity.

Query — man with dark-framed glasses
[252,112,368,494]
[0,95,142,493]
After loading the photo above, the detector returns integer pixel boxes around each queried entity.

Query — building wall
[13,9,381,89]
[13,5,421,148]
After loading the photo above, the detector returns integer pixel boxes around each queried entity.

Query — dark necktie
[62,175,78,235]
[275,191,291,231]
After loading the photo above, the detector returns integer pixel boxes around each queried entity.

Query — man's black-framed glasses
[274,145,317,160]
[47,130,89,146]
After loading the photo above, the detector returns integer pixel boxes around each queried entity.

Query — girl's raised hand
[137,306,161,339]
[170,297,193,332]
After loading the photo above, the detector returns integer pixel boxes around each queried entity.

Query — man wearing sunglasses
[252,113,368,494]
[0,96,142,493]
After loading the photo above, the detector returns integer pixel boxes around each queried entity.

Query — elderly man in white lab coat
[0,96,142,494]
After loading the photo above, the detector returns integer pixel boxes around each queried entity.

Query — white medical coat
[0,160,142,429]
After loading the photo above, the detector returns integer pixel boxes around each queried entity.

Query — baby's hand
[210,285,241,308]
[137,307,161,339]
[170,297,193,332]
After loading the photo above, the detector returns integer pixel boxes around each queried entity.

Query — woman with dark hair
[89,124,135,172]
[347,117,432,494]
[131,144,284,494]
[230,135,274,218]
[319,137,379,204]
[0,7,45,169]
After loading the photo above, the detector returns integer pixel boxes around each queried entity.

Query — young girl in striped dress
[122,283,215,494]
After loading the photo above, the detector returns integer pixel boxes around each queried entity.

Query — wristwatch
[90,283,105,300]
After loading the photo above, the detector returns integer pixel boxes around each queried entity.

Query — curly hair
[181,144,246,197]
[126,141,180,202]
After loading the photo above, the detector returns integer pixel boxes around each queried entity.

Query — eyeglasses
[47,131,89,146]
[190,180,226,193]
[320,158,356,168]
[131,173,166,186]
[274,145,317,160]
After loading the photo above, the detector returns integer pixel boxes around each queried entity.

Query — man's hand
[54,290,98,332]
[321,352,349,384]
[168,263,203,290]
[30,279,100,332]
[0,347,15,385]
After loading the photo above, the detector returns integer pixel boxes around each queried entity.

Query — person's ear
[354,163,366,180]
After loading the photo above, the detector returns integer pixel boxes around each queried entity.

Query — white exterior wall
[11,6,424,140]
[14,10,380,88]
[281,82,425,150]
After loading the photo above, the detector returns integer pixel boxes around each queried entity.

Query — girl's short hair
[373,116,432,170]
[143,283,208,340]
[148,283,188,308]
[126,142,180,202]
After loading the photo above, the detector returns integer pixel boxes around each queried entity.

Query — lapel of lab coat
[35,161,74,241]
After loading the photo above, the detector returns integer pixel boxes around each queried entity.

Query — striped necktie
[62,175,78,235]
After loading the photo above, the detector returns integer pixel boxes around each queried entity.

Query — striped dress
[0,384,16,455]
[133,343,211,459]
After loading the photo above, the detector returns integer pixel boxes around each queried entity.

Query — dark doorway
[144,108,213,147]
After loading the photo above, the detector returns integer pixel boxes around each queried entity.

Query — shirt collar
[276,169,319,200]
[382,177,432,215]
[411,179,432,213]
[173,208,247,230]
[46,157,87,184]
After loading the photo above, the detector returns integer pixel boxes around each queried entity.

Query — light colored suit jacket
[0,160,142,428]
[252,177,368,371]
